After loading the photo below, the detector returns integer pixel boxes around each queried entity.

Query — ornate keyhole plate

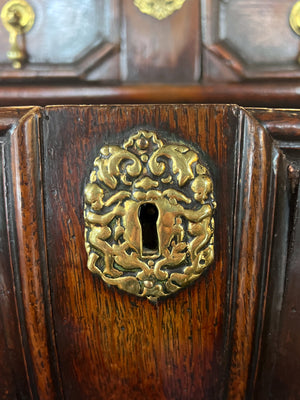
[84,131,216,302]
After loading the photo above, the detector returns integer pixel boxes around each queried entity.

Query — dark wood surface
[122,0,200,82]
[42,105,238,399]
[0,108,33,400]
[2,0,300,112]
[0,104,299,399]
[1,0,299,84]
[2,82,300,108]
[249,108,300,399]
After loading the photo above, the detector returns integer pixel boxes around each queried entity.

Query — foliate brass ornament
[84,131,216,301]
[133,0,186,20]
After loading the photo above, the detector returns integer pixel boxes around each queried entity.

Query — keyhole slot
[138,203,159,256]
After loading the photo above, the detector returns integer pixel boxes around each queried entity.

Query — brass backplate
[134,0,186,20]
[1,0,35,68]
[1,0,34,34]
[84,130,216,301]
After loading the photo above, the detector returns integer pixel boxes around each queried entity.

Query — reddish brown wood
[0,111,33,399]
[122,0,200,82]
[0,105,299,399]
[10,109,63,399]
[2,83,300,108]
[268,182,300,399]
[40,105,239,399]
[0,107,33,133]
[228,112,283,398]
[250,108,300,141]
[38,104,280,399]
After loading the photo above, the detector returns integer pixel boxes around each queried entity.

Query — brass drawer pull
[1,0,35,69]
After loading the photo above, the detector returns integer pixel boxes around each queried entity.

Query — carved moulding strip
[9,108,63,398]
[84,130,216,301]
[133,0,186,20]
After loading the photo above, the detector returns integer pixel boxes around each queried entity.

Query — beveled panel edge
[226,107,287,398]
[9,107,64,399]
[0,127,33,399]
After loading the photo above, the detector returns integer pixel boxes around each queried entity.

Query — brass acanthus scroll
[84,131,216,302]
[134,0,186,20]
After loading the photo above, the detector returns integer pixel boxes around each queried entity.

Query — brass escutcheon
[84,130,216,302]
[1,0,35,69]
[134,0,186,20]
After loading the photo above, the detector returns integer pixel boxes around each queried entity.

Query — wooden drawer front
[0,105,299,399]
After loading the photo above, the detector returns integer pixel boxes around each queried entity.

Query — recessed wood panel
[40,105,235,399]
[202,0,300,81]
[122,0,201,82]
[0,0,120,81]
[38,104,278,399]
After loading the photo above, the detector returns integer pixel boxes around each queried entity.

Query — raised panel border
[1,108,64,399]
[201,0,300,82]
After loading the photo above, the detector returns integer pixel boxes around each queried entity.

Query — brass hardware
[1,0,35,69]
[290,1,300,36]
[84,131,216,302]
[134,0,186,20]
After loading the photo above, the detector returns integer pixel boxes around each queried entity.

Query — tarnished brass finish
[84,131,216,301]
[134,0,186,20]
[1,0,35,69]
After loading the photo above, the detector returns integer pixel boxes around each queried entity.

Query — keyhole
[138,203,159,255]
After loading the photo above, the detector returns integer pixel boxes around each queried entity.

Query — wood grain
[227,110,282,398]
[41,105,238,399]
[39,104,282,399]
[2,83,300,108]
[268,182,300,399]
[122,0,200,82]
[0,105,299,399]
[10,109,63,399]
[0,114,32,399]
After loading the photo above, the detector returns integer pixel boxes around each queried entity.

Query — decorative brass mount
[84,130,216,302]
[289,1,300,63]
[134,0,186,20]
[1,0,35,69]
[290,1,300,36]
